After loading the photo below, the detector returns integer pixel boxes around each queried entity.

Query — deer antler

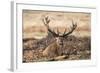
[42,16,59,37]
[62,20,77,37]
[42,16,77,37]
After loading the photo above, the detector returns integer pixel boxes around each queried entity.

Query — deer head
[42,16,77,47]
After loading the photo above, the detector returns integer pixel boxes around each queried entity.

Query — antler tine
[62,21,77,37]
[63,28,67,36]
[45,16,50,24]
[42,16,59,37]
[71,20,77,29]
[42,16,50,26]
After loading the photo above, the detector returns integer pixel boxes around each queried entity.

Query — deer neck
[55,42,63,48]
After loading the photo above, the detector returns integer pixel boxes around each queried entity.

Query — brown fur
[42,41,65,60]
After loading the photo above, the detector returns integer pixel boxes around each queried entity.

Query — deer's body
[43,41,63,58]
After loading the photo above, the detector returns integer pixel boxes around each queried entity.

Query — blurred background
[23,10,91,39]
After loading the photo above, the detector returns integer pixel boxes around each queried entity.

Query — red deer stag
[42,16,77,60]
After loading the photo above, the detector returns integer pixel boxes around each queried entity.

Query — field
[22,10,91,63]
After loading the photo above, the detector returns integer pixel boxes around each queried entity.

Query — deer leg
[53,55,68,61]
